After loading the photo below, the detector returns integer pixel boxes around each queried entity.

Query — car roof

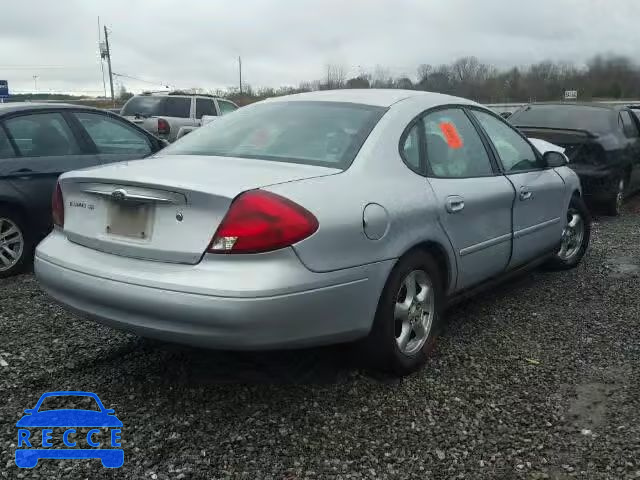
[524,102,620,111]
[0,102,106,115]
[263,89,478,108]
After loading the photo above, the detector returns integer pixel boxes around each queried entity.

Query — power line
[113,72,172,88]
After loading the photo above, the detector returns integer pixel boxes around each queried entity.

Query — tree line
[226,54,640,106]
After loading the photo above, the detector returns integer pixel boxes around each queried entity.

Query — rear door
[412,107,515,290]
[470,109,566,268]
[0,111,102,234]
[70,110,154,164]
[164,97,195,140]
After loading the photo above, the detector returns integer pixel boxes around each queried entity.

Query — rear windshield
[162,101,386,168]
[509,105,613,134]
[121,96,191,118]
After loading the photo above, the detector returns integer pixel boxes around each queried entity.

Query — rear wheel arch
[0,200,28,224]
[400,241,451,293]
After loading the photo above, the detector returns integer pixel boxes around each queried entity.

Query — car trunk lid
[59,155,340,264]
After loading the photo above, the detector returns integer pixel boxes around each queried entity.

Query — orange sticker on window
[439,122,463,149]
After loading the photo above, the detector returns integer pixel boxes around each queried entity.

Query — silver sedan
[35,90,590,376]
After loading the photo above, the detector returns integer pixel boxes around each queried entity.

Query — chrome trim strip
[513,217,561,239]
[460,233,512,257]
[82,189,175,204]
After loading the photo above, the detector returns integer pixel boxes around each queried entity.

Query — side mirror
[543,150,568,168]
[104,409,115,415]
[24,409,35,414]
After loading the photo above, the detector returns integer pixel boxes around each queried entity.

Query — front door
[470,109,566,268]
[416,108,515,290]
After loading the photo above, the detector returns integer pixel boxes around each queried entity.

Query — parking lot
[0,195,638,479]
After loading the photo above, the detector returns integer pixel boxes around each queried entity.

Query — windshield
[162,101,386,168]
[37,395,101,412]
[509,105,614,134]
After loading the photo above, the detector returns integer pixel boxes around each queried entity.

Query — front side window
[218,100,238,115]
[0,126,16,159]
[163,101,386,168]
[74,112,151,155]
[422,108,494,178]
[196,99,217,119]
[4,113,81,157]
[472,110,543,172]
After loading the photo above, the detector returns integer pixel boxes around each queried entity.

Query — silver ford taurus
[35,90,590,376]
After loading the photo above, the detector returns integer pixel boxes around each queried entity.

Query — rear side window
[4,113,81,157]
[163,101,386,168]
[619,111,639,138]
[74,112,151,155]
[422,108,494,178]
[121,96,191,118]
[196,99,217,119]
[218,100,238,115]
[0,126,16,159]
[164,98,191,118]
[401,123,421,170]
[473,110,543,172]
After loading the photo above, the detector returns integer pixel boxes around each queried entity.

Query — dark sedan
[0,103,166,277]
[509,103,640,215]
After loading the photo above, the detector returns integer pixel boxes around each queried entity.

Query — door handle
[445,196,465,213]
[8,168,35,179]
[519,188,532,201]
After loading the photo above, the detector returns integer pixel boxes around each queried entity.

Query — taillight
[52,181,64,227]
[208,191,318,254]
[157,118,170,136]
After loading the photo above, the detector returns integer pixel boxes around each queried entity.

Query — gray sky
[2,0,639,95]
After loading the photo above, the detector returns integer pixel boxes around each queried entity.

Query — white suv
[120,92,238,142]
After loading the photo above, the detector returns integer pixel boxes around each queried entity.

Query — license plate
[106,202,153,239]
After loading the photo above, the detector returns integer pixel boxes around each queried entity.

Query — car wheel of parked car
[0,208,30,278]
[361,250,443,376]
[544,196,591,271]
[604,177,625,216]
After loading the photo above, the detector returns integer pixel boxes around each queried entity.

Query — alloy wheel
[394,270,435,356]
[615,179,625,214]
[0,218,24,272]
[558,208,585,262]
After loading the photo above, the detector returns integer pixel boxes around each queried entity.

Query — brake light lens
[158,118,170,136]
[208,191,318,254]
[52,181,64,227]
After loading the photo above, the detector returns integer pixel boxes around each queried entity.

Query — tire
[0,207,31,278]
[544,195,591,271]
[603,176,625,216]
[359,250,444,377]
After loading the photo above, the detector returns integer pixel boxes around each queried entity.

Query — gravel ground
[1,196,639,480]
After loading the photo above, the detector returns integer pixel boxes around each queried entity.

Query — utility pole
[98,17,107,99]
[32,75,39,93]
[238,56,242,95]
[103,25,115,106]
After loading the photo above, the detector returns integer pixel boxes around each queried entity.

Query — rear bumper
[35,232,393,349]
[570,166,621,202]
